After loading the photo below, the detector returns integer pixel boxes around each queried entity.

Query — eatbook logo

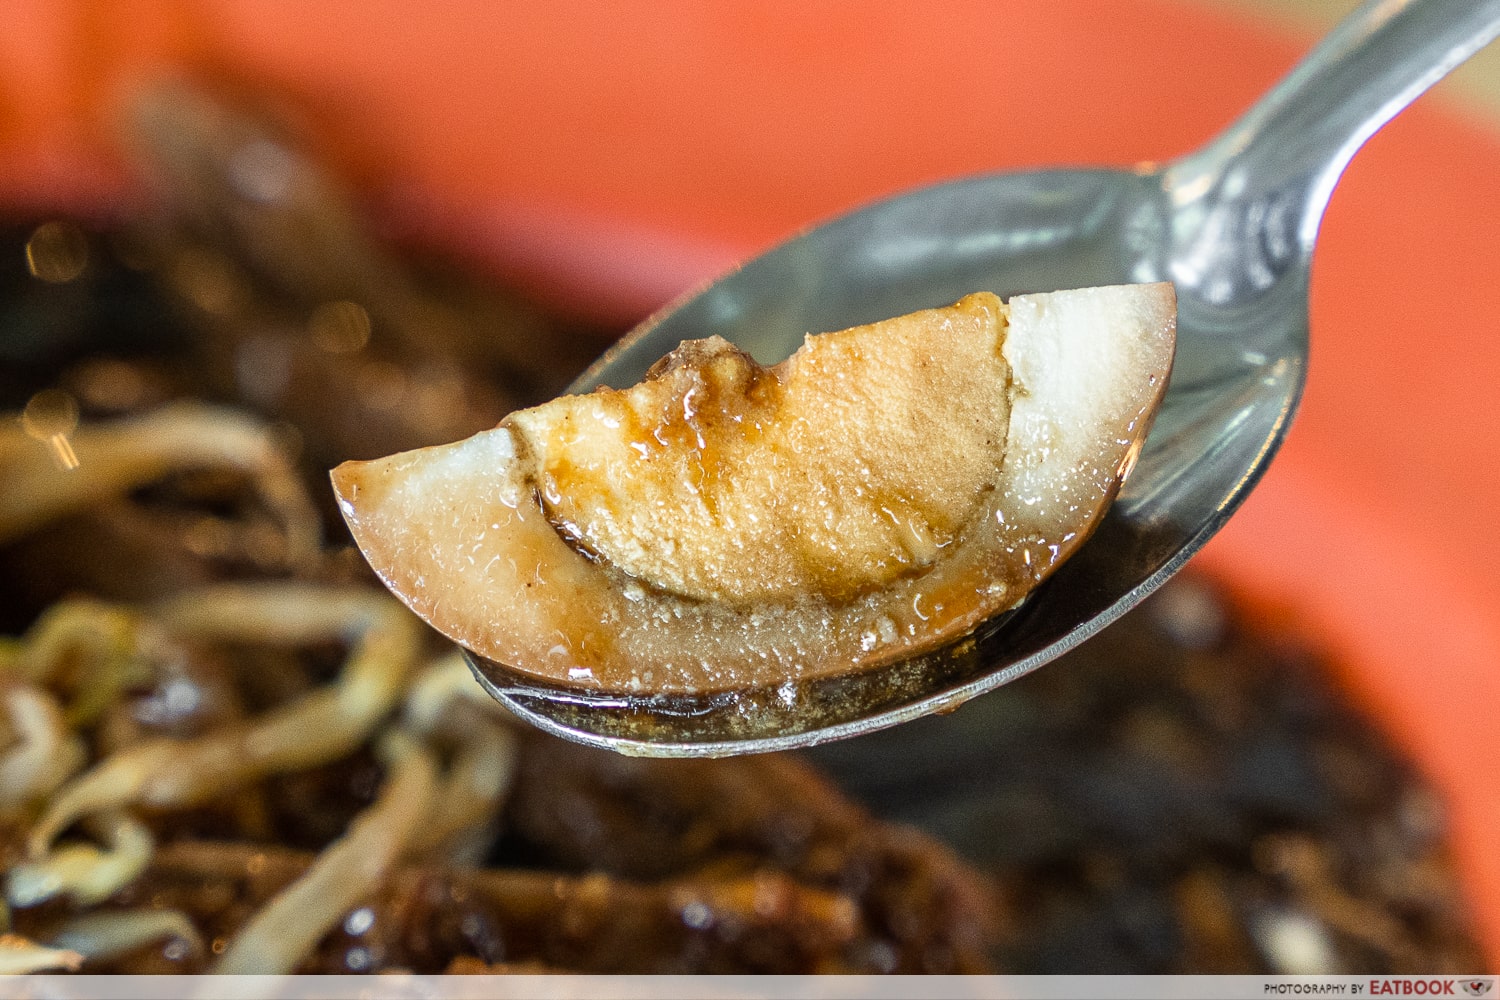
[1461,981,1495,997]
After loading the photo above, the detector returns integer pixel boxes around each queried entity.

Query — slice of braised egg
[332,283,1175,739]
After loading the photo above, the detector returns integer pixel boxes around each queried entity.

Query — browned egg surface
[333,284,1177,695]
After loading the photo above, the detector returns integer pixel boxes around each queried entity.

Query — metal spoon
[468,0,1500,756]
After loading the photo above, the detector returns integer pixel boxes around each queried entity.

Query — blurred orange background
[2,0,1497,965]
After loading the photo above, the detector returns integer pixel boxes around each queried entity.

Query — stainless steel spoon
[468,0,1500,756]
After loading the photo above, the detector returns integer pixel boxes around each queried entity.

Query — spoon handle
[1171,0,1500,246]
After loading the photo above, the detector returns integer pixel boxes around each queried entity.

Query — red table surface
[3,0,1498,965]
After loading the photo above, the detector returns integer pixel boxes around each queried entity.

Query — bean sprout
[413,726,516,866]
[8,811,153,907]
[151,583,399,646]
[0,933,83,974]
[403,651,513,732]
[215,728,439,974]
[0,683,87,813]
[0,402,319,567]
[7,599,153,726]
[27,585,420,854]
[49,909,203,965]
[403,654,519,862]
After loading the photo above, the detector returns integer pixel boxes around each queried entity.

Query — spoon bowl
[468,0,1500,756]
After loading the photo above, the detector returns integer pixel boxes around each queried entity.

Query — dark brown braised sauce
[0,86,1483,974]
[809,576,1484,973]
